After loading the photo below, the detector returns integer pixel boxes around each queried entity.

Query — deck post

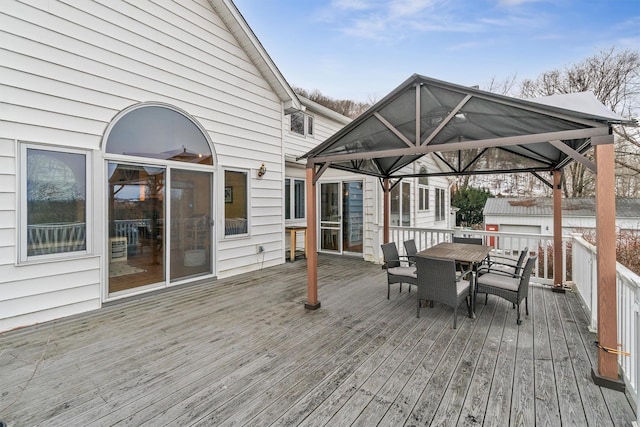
[383,178,390,244]
[592,142,622,389]
[305,163,320,310]
[552,170,565,293]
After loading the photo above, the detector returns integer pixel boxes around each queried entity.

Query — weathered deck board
[0,255,635,426]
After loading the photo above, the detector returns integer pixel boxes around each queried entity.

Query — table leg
[469,269,477,319]
[290,230,295,262]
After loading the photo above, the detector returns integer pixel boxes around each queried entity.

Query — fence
[572,235,639,417]
[389,226,569,285]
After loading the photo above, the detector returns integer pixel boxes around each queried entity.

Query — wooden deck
[0,255,635,426]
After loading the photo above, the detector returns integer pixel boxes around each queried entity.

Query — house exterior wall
[283,100,452,263]
[0,0,289,332]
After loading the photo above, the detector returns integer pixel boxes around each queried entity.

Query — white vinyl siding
[0,0,290,330]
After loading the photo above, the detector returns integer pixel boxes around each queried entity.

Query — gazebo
[299,74,636,389]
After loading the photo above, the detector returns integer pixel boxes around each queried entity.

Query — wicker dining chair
[403,239,418,264]
[381,243,417,299]
[415,255,472,328]
[476,256,537,325]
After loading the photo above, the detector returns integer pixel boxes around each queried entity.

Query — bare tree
[520,47,640,197]
[293,86,371,119]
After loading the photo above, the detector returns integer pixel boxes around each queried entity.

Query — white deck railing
[389,226,570,285]
[572,235,639,416]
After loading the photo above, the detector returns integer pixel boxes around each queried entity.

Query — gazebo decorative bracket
[549,140,597,173]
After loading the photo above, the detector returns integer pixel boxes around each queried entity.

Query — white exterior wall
[0,0,289,331]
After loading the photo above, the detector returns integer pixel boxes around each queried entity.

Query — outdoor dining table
[417,242,492,318]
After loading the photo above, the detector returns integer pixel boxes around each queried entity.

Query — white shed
[483,197,640,235]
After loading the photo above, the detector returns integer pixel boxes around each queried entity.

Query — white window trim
[19,143,91,263]
[289,112,315,137]
[285,177,306,222]
[222,167,251,239]
[418,185,429,212]
[435,187,446,222]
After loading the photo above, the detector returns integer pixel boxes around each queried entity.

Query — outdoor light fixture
[257,163,267,178]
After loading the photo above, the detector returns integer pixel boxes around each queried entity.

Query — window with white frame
[435,188,446,221]
[390,181,410,226]
[21,145,89,260]
[224,169,249,236]
[418,165,429,211]
[290,112,314,137]
[285,178,305,220]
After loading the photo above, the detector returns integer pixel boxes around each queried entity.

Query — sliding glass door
[108,163,214,294]
[108,163,165,293]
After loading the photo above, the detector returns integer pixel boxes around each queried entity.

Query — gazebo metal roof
[300,74,636,388]
[300,74,634,178]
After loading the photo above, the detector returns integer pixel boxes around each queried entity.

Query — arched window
[105,105,213,165]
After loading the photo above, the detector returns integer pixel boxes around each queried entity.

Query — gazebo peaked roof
[301,74,636,388]
[300,74,634,178]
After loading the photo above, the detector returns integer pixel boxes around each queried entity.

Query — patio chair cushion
[476,272,519,292]
[456,279,471,296]
[388,266,417,278]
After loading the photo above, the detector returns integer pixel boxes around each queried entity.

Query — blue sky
[233,0,640,102]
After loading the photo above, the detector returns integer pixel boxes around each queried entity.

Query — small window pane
[27,149,86,256]
[418,165,428,185]
[307,116,314,136]
[285,179,291,220]
[290,112,304,135]
[224,170,248,235]
[294,179,305,219]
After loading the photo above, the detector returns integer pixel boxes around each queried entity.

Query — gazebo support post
[592,141,623,390]
[304,164,320,310]
[552,170,565,293]
[383,178,390,244]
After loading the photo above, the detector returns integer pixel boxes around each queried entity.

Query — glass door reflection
[170,169,212,282]
[320,182,341,252]
[108,163,165,293]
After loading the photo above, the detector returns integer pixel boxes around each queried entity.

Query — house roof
[209,0,301,114]
[300,74,636,179]
[299,96,352,126]
[483,197,640,218]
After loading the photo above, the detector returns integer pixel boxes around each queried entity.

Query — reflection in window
[224,170,248,236]
[285,178,305,220]
[435,188,446,221]
[418,165,429,211]
[26,148,87,256]
[106,105,213,165]
[290,112,314,137]
[290,112,304,135]
[391,182,410,226]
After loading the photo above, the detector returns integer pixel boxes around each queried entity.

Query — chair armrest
[456,266,474,282]
[479,268,524,280]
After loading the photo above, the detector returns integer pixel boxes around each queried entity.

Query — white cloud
[496,0,547,6]
[331,0,377,11]
[388,0,442,17]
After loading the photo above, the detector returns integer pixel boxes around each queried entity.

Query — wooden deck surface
[0,255,635,426]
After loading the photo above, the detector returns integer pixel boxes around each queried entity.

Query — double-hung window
[435,188,446,222]
[290,112,314,137]
[285,178,305,220]
[418,166,429,211]
[224,169,249,236]
[390,181,410,226]
[21,144,89,260]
